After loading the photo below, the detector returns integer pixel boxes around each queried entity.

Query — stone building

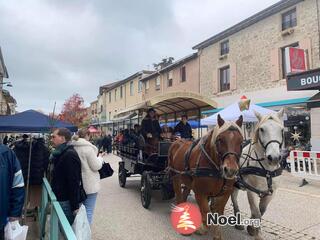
[193,0,320,149]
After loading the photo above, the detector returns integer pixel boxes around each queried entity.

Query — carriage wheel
[118,162,127,188]
[141,171,151,209]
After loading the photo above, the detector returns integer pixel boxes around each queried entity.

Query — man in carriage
[140,108,162,155]
[174,114,192,140]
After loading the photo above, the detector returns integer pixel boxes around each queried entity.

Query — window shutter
[212,69,218,94]
[230,63,237,90]
[270,48,280,81]
[300,38,312,69]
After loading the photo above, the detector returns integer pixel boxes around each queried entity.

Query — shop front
[287,68,320,151]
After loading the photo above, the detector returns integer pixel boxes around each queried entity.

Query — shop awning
[307,92,320,108]
[202,97,310,115]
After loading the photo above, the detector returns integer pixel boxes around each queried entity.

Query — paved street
[92,154,320,240]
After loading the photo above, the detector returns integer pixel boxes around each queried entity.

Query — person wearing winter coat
[141,108,161,140]
[0,144,25,240]
[71,128,103,224]
[174,115,193,139]
[51,128,83,224]
[13,136,50,209]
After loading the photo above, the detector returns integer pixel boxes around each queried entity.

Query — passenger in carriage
[161,125,173,141]
[174,115,193,139]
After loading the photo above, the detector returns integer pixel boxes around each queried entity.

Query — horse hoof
[247,225,256,236]
[235,224,245,230]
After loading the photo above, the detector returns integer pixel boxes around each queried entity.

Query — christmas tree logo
[170,202,201,235]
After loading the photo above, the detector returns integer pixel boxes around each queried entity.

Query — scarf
[49,142,69,160]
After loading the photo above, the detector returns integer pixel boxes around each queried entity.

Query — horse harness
[235,141,283,198]
[182,133,240,197]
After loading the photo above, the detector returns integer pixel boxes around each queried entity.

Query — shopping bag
[99,162,114,179]
[4,220,28,240]
[72,205,91,240]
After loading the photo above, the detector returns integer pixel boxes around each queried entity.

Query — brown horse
[167,114,244,240]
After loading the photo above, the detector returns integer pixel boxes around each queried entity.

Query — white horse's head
[253,109,284,166]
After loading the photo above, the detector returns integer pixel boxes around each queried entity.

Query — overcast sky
[0,0,280,113]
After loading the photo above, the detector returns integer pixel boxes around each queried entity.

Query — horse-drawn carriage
[113,92,217,209]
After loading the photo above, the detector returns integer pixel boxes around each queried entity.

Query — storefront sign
[285,47,307,73]
[287,68,320,91]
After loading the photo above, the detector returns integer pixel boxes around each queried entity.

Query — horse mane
[252,113,284,144]
[212,121,243,143]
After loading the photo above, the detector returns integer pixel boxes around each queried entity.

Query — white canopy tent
[201,101,276,125]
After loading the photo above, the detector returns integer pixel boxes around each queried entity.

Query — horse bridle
[237,128,284,198]
[200,133,242,171]
[258,127,284,151]
[259,138,283,150]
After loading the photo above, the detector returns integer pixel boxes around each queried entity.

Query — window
[120,86,123,98]
[155,76,160,90]
[138,80,143,92]
[130,81,134,96]
[220,40,229,55]
[282,8,297,30]
[109,112,111,120]
[219,66,230,92]
[167,71,173,87]
[145,80,149,91]
[114,89,117,101]
[281,42,299,78]
[109,92,111,103]
[100,105,103,113]
[180,66,186,82]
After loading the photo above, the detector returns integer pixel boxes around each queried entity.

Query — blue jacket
[0,144,25,228]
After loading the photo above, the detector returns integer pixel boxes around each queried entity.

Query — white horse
[231,109,284,240]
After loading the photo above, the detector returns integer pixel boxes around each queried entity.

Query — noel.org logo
[170,202,202,235]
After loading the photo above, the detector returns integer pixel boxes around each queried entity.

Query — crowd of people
[0,127,112,240]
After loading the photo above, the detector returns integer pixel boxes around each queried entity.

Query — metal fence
[38,178,77,240]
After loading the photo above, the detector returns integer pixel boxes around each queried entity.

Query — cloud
[0,0,279,113]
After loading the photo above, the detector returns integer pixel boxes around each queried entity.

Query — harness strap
[237,166,282,197]
[199,143,219,170]
[184,139,200,172]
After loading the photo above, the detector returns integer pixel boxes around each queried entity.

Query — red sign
[170,202,202,235]
[285,47,306,73]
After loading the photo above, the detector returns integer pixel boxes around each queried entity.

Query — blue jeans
[59,201,75,224]
[83,193,98,224]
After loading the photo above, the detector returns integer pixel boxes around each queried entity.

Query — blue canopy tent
[160,120,207,129]
[0,109,77,133]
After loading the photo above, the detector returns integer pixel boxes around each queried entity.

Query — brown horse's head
[213,114,244,179]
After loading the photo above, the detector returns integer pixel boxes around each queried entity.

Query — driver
[141,108,161,140]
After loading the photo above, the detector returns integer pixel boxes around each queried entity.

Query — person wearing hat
[141,108,162,140]
[174,115,192,139]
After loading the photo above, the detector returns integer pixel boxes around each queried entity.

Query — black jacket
[13,138,50,185]
[174,121,192,139]
[141,117,161,139]
[51,145,82,211]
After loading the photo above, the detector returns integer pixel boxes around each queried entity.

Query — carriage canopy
[114,91,218,118]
